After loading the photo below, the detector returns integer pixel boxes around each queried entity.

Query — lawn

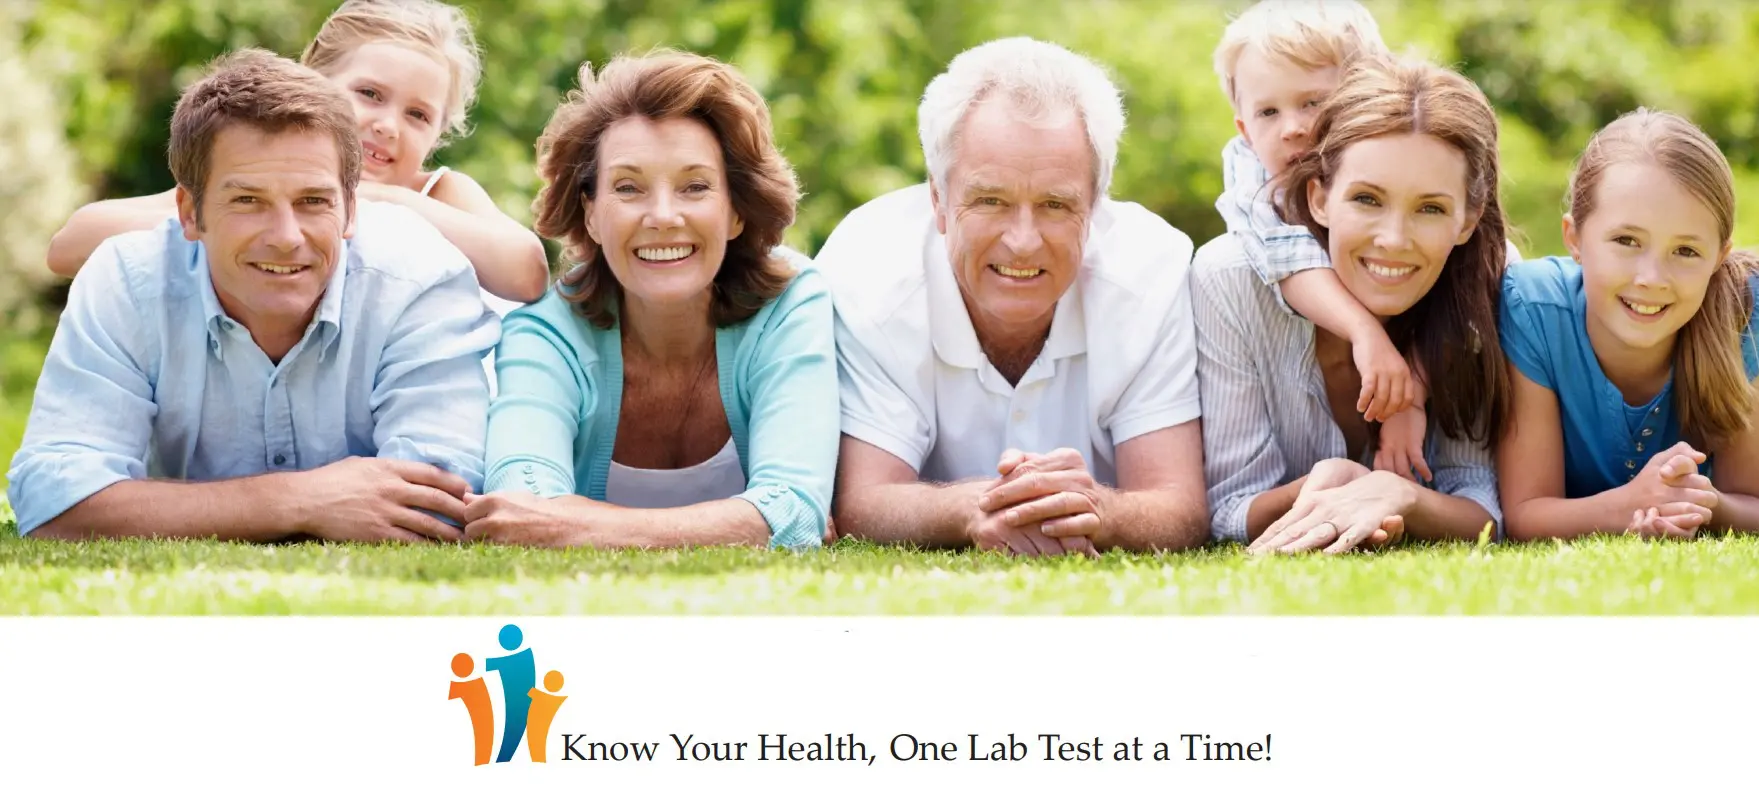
[0,495,1750,614]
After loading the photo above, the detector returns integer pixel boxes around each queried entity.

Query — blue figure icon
[486,623,537,763]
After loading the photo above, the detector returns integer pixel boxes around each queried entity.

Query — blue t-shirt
[1499,256,1759,498]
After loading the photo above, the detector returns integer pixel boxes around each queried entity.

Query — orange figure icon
[525,669,569,762]
[448,653,496,766]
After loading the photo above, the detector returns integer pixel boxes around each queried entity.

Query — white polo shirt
[818,183,1200,485]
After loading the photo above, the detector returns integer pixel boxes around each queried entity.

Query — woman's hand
[1300,458,1371,498]
[463,491,610,548]
[1250,469,1418,555]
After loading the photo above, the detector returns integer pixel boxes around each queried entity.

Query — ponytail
[1677,249,1759,449]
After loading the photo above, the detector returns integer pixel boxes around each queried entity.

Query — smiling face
[1307,132,1479,319]
[585,115,745,315]
[324,41,450,189]
[1233,46,1342,178]
[932,98,1093,340]
[1567,161,1728,356]
[178,124,354,333]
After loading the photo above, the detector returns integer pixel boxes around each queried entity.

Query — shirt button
[208,337,219,351]
[1636,443,1644,453]
[1652,407,1661,415]
[1641,428,1653,436]
[522,465,535,475]
[1625,459,1636,469]
[1012,410,1027,423]
[273,454,287,466]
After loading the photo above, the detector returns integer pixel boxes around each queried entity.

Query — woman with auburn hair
[461,51,837,549]
[1193,53,1511,554]
[46,0,549,307]
[1498,109,1759,541]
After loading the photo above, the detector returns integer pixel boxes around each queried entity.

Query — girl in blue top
[1499,108,1759,541]
[461,52,838,549]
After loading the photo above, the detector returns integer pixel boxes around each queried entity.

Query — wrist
[1087,487,1122,550]
[1367,469,1422,514]
[254,471,310,538]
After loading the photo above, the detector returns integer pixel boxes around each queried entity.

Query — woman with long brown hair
[1194,53,1512,554]
[1498,108,1759,540]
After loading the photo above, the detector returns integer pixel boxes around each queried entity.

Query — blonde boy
[1212,1,1434,481]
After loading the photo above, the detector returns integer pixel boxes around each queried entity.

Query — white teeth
[366,149,392,163]
[1365,262,1415,279]
[253,263,301,275]
[635,245,695,262]
[1623,299,1666,316]
[990,265,1042,279]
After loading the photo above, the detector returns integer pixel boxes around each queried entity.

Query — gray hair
[917,37,1126,198]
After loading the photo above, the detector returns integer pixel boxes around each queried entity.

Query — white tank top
[417,165,524,395]
[419,166,450,196]
[605,439,746,509]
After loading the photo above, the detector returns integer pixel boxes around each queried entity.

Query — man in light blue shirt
[6,49,498,541]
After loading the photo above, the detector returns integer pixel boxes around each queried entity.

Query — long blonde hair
[300,0,482,146]
[1569,108,1758,449]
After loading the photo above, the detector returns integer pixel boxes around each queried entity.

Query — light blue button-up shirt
[6,201,500,535]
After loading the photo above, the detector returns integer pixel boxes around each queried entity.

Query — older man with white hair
[818,37,1207,556]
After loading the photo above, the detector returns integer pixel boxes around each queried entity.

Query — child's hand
[1373,406,1433,483]
[1353,331,1417,422]
[1625,506,1701,540]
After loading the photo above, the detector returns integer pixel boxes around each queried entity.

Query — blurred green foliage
[17,0,1759,268]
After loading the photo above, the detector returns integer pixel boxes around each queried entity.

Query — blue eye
[1351,193,1380,207]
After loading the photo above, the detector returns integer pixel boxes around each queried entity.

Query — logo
[448,623,568,765]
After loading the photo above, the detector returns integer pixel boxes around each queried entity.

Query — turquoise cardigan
[483,264,838,548]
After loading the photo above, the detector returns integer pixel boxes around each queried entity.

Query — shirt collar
[193,238,350,361]
[925,236,1087,370]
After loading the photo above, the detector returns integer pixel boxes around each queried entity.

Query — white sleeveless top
[419,166,450,196]
[421,166,525,395]
[605,438,746,509]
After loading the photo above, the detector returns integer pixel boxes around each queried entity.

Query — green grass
[0,519,1752,613]
[0,331,1742,616]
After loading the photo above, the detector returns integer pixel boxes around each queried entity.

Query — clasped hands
[966,447,1109,557]
[1623,442,1720,539]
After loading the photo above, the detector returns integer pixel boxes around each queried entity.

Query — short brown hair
[532,51,800,329]
[1279,54,1512,449]
[301,0,481,146]
[1570,109,1756,449]
[169,48,362,222]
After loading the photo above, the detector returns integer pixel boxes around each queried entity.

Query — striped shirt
[1214,135,1329,314]
[1191,232,1503,543]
